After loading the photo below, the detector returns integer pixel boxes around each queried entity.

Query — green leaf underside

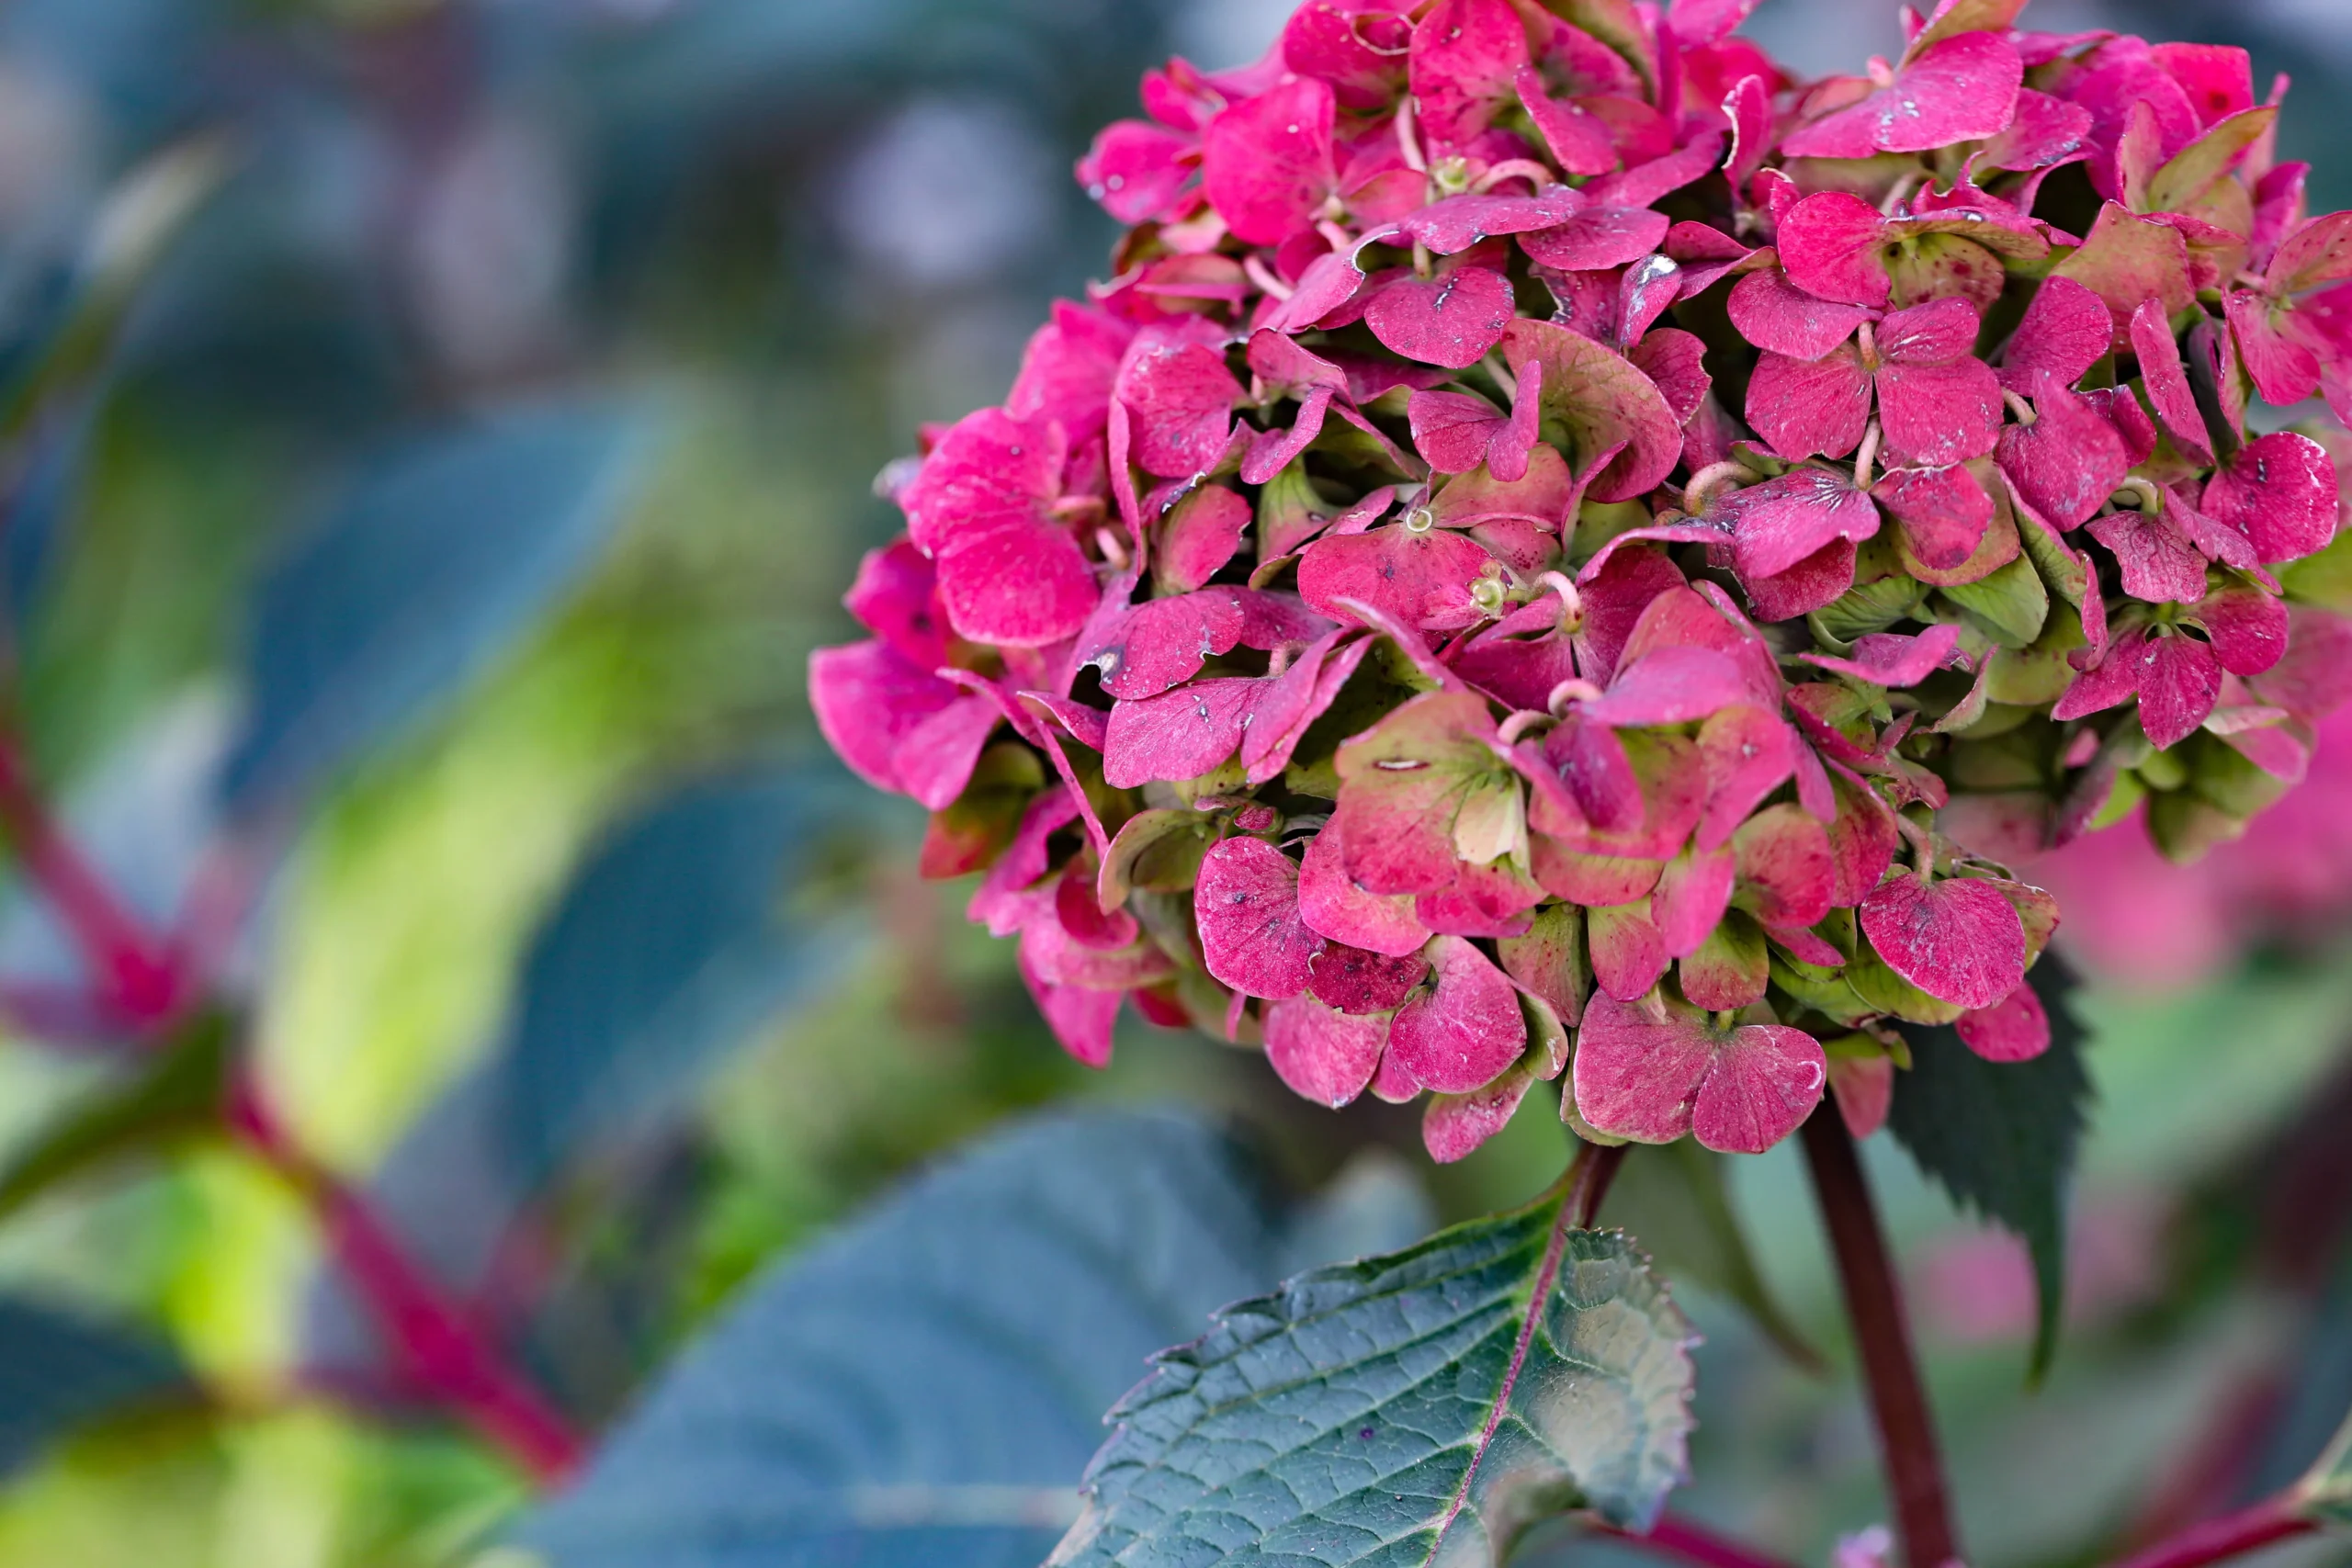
[1608,1141,1823,1372]
[1889,955,2092,1380]
[1047,1217,1695,1568]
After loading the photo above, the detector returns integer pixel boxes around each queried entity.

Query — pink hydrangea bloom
[810,0,2352,1166]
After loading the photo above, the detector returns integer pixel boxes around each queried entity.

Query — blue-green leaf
[220,397,656,811]
[0,1295,187,1477]
[1048,1211,1696,1568]
[515,1111,1431,1568]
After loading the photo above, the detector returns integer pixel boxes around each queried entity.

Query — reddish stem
[2106,1498,2313,1568]
[0,734,183,1029]
[1801,1111,1960,1568]
[1601,1512,1805,1568]
[228,1076,583,1483]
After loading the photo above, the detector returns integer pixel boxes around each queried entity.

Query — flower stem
[1566,1138,1628,1227]
[2106,1498,2313,1568]
[228,1074,583,1483]
[0,732,182,1028]
[1801,1110,1959,1568]
[1600,1512,1805,1568]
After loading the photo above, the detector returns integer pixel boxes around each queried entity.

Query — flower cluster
[811,0,2352,1163]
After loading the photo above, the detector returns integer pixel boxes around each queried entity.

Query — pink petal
[808,641,960,799]
[1585,646,1754,727]
[1498,904,1589,1024]
[1517,68,1620,177]
[1118,339,1243,478]
[1724,464,1881,580]
[1077,120,1196,226]
[1423,1065,1537,1162]
[1998,276,2113,393]
[1385,934,1526,1092]
[2051,203,2195,350]
[1734,804,1837,929]
[1955,983,2051,1063]
[1571,989,1711,1145]
[1800,624,1964,689]
[1408,0,1531,148]
[1264,997,1389,1108]
[1282,0,1411,111]
[967,787,1080,935]
[1155,483,1251,593]
[2267,209,2352,295]
[1408,389,1510,474]
[1695,707,1796,852]
[2192,582,2290,677]
[1723,71,1775,186]
[2202,432,2339,565]
[1827,768,1900,907]
[1653,845,1736,957]
[842,538,946,668]
[1012,301,1133,446]
[1297,524,1494,631]
[1746,349,1874,462]
[1309,942,1430,1014]
[894,695,1007,812]
[1415,857,1544,937]
[1630,328,1711,430]
[1519,207,1674,271]
[2129,299,2213,468]
[1739,538,1860,621]
[1588,900,1670,1000]
[1830,1055,1894,1139]
[1200,75,1337,246]
[1690,1023,1826,1155]
[2051,627,2149,724]
[1587,134,1726,209]
[2225,291,2321,408]
[1018,949,1123,1067]
[1194,837,1319,1000]
[1781,34,2023,158]
[1728,268,1871,360]
[1875,358,2004,467]
[1776,192,1891,308]
[1873,465,1993,574]
[1499,318,1685,502]
[2086,505,2209,605]
[1241,385,1335,486]
[1679,916,1770,1010]
[1102,677,1256,786]
[1997,374,2130,529]
[1296,815,1434,955]
[1242,630,1373,784]
[933,513,1102,649]
[1085,589,1240,699]
[2135,629,2223,749]
[1365,265,1516,369]
[1878,296,1983,365]
[1401,186,1587,254]
[1860,875,2027,1010]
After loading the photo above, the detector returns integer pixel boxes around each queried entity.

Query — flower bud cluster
[811,0,2352,1161]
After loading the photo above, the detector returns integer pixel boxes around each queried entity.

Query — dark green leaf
[1049,1212,1696,1566]
[1889,955,2093,1380]
[492,765,865,1190]
[1607,1140,1823,1372]
[220,397,658,811]
[0,1011,232,1220]
[516,1111,1422,1568]
[0,1294,187,1477]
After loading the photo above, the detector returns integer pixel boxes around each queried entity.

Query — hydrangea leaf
[1888,955,2092,1380]
[1047,1213,1696,1567]
[0,1297,189,1478]
[519,1111,1437,1568]
[1605,1140,1825,1371]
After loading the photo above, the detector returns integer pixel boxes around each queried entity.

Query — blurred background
[0,0,2346,1564]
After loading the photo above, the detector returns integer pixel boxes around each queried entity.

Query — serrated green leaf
[1889,956,2092,1380]
[1048,1213,1695,1567]
[0,1011,233,1222]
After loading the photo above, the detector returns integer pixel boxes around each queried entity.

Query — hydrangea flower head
[812,0,2352,1163]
